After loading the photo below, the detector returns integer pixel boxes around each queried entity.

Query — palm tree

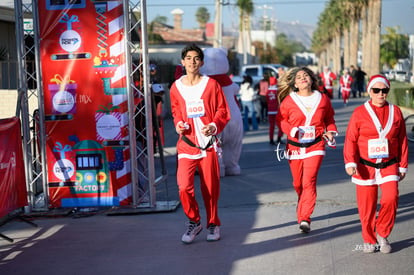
[348,0,366,68]
[327,0,347,74]
[236,0,254,65]
[319,0,343,73]
[359,2,368,74]
[342,1,351,69]
[361,0,382,77]
[195,7,210,30]
[370,0,382,76]
[312,8,331,70]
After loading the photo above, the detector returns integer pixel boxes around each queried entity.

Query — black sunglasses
[371,88,390,94]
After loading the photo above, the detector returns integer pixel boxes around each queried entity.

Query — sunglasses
[371,88,389,94]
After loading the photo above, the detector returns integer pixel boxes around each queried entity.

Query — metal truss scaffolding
[14,0,176,213]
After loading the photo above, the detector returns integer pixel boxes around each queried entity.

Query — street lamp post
[258,5,272,58]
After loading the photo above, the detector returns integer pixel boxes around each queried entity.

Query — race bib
[368,138,389,159]
[186,100,205,118]
[298,126,315,143]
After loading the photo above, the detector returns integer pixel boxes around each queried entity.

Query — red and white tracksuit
[319,71,336,99]
[170,76,230,226]
[344,101,408,244]
[266,84,283,142]
[276,91,337,224]
[340,74,353,104]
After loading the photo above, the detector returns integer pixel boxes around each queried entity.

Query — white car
[386,70,408,82]
[395,71,407,82]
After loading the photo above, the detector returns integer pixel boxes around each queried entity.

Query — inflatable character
[200,47,243,176]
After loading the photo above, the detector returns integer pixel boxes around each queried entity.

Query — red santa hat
[367,74,390,92]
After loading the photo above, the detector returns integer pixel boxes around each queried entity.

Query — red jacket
[266,85,279,114]
[276,91,337,159]
[319,71,336,91]
[170,76,230,159]
[340,75,353,92]
[344,101,408,185]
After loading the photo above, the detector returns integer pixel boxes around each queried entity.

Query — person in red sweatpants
[170,44,230,244]
[267,76,283,144]
[276,67,338,233]
[340,69,353,105]
[344,74,408,254]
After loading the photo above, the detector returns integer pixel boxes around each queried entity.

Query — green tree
[195,7,210,29]
[148,16,168,44]
[153,15,168,24]
[237,0,254,31]
[380,26,409,69]
[275,33,306,66]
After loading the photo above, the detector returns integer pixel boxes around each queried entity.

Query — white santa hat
[367,74,390,92]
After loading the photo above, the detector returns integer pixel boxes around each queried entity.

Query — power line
[146,1,329,7]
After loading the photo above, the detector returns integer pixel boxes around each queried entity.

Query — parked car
[395,71,407,82]
[232,64,287,123]
[231,64,288,87]
[385,70,409,82]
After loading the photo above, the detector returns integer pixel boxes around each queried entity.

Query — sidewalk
[1,97,414,275]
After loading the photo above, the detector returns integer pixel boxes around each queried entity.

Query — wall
[0,89,38,119]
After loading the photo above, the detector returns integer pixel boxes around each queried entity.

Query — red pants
[268,114,283,142]
[342,90,350,103]
[356,181,399,244]
[177,150,221,227]
[289,155,323,224]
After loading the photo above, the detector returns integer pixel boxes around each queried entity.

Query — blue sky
[146,0,414,34]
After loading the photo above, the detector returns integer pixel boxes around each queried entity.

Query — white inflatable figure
[200,47,243,176]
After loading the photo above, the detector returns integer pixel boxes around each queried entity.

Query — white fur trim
[352,175,399,185]
[290,127,298,138]
[367,77,390,92]
[287,150,325,160]
[345,162,357,169]
[399,167,408,173]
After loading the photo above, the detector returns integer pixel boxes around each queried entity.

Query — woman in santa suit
[276,67,338,233]
[344,75,408,254]
[340,68,353,105]
[170,44,230,244]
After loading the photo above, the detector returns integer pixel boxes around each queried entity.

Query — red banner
[38,0,132,207]
[0,117,27,218]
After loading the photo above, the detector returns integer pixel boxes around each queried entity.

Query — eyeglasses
[371,88,390,94]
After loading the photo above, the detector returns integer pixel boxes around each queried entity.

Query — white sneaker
[377,234,392,254]
[181,222,202,244]
[299,220,310,233]
[206,224,220,241]
[363,242,376,253]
